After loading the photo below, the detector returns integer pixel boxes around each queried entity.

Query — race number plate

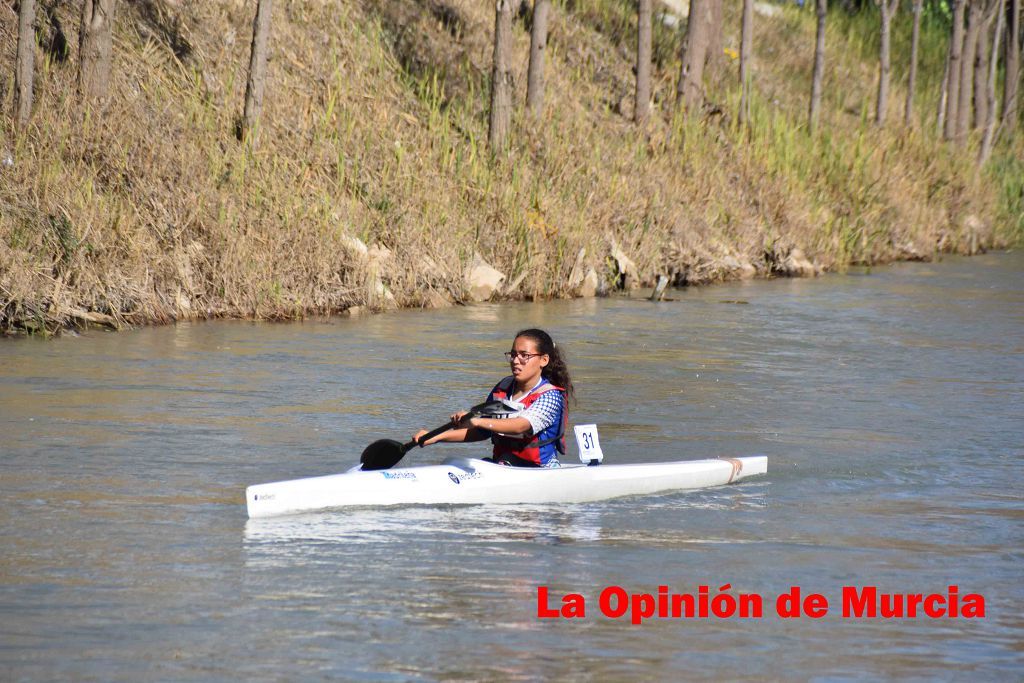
[573,424,604,465]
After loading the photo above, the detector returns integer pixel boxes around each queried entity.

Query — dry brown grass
[0,0,1019,334]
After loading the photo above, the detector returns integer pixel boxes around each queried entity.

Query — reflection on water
[243,483,770,549]
[244,505,606,549]
[1,253,1023,680]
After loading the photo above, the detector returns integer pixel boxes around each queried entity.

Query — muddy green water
[2,252,1022,680]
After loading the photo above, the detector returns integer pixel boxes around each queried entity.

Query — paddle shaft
[401,421,455,454]
[361,400,516,470]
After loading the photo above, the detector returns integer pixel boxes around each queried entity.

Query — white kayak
[246,455,767,519]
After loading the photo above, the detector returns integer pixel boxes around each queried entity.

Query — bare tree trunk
[635,0,652,124]
[944,0,967,140]
[937,35,952,131]
[677,0,711,112]
[809,0,828,133]
[526,0,550,117]
[739,0,754,127]
[489,0,514,151]
[242,0,273,144]
[979,0,1005,164]
[973,3,995,130]
[1005,0,1020,128]
[876,0,898,125]
[955,0,982,144]
[707,0,724,78]
[15,0,36,127]
[78,0,115,101]
[905,0,923,126]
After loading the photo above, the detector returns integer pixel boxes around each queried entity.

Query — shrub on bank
[0,0,1019,334]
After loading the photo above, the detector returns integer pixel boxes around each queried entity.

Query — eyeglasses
[504,351,542,362]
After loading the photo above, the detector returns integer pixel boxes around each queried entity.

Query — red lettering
[537,586,559,619]
[804,593,828,618]
[698,585,709,618]
[673,593,695,618]
[880,594,903,618]
[906,594,923,617]
[776,586,801,618]
[632,593,655,625]
[562,593,586,618]
[924,594,945,617]
[711,584,736,618]
[600,586,628,619]
[843,586,876,618]
[740,593,764,618]
[658,585,669,616]
[948,585,959,618]
[962,593,985,618]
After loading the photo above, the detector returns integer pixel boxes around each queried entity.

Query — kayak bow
[246,455,767,519]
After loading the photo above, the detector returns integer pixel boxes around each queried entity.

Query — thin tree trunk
[937,34,951,131]
[1004,0,1020,128]
[242,0,273,144]
[944,0,967,140]
[78,0,115,101]
[809,0,828,133]
[489,0,514,151]
[677,0,711,112]
[979,0,1005,164]
[876,0,898,126]
[956,0,982,144]
[739,0,754,126]
[707,0,724,77]
[635,0,652,124]
[15,0,36,127]
[526,0,550,117]
[905,0,923,126]
[973,3,995,130]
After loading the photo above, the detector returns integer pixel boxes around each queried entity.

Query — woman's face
[508,336,549,384]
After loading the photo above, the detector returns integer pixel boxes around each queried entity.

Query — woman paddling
[413,328,574,467]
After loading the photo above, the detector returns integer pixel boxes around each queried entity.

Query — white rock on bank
[579,268,600,298]
[341,234,369,258]
[465,253,506,302]
[754,2,783,18]
[365,259,396,309]
[610,242,639,289]
[423,289,452,309]
[659,0,689,27]
[784,248,817,277]
[567,247,587,290]
[722,254,758,280]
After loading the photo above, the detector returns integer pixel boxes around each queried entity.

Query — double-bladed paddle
[359,400,520,471]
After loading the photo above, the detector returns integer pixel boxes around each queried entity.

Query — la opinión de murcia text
[537,585,985,624]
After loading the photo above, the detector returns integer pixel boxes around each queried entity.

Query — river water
[2,252,1022,680]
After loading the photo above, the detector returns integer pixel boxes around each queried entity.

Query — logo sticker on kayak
[381,471,417,480]
[448,472,461,485]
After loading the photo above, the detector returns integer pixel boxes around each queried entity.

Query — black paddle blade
[360,439,407,470]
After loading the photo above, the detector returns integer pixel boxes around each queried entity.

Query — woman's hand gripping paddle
[359,400,519,471]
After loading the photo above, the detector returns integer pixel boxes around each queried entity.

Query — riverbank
[1,0,1021,335]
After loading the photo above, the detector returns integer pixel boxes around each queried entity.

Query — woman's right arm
[413,424,490,446]
[412,396,507,445]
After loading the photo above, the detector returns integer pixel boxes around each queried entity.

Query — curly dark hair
[515,328,575,403]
